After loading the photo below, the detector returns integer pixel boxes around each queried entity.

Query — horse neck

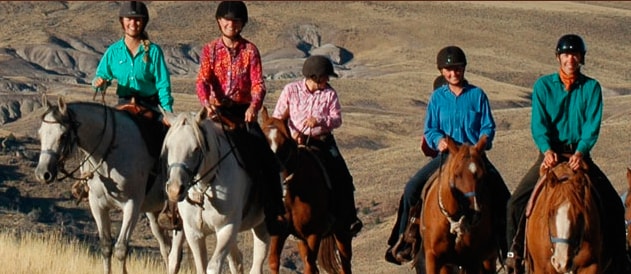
[198,120,227,175]
[70,103,138,159]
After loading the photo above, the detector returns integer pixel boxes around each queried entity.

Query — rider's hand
[543,150,558,168]
[303,116,318,128]
[568,152,584,171]
[244,106,256,123]
[437,138,448,152]
[93,77,106,89]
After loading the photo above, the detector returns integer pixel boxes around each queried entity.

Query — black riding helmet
[216,1,248,25]
[302,55,339,79]
[436,46,467,70]
[119,1,149,23]
[556,34,586,64]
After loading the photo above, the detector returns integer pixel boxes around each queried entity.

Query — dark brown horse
[525,162,601,273]
[260,107,353,274]
[623,168,631,255]
[418,135,498,273]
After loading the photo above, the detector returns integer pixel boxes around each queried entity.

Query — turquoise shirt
[424,84,496,150]
[531,72,602,155]
[94,39,174,112]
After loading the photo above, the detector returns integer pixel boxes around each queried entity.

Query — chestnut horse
[623,168,631,255]
[260,107,353,274]
[525,162,601,273]
[418,135,499,273]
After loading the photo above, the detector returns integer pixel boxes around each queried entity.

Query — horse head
[162,108,212,202]
[35,96,76,183]
[442,135,488,225]
[543,162,596,273]
[260,106,297,174]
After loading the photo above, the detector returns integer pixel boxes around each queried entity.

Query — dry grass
[0,229,195,274]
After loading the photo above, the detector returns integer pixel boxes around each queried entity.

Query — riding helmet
[436,46,467,70]
[556,34,586,64]
[216,1,248,25]
[302,55,339,79]
[119,1,149,23]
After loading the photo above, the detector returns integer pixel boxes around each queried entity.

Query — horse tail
[318,234,341,274]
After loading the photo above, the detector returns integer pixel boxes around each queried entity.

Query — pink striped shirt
[272,79,342,138]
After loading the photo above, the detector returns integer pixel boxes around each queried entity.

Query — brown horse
[623,168,631,254]
[418,135,498,273]
[525,162,601,273]
[260,107,353,274]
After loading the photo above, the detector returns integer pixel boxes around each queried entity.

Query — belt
[552,143,578,154]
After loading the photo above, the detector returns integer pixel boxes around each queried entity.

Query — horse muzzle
[165,179,187,202]
[34,153,58,184]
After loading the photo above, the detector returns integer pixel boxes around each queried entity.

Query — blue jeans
[399,155,444,235]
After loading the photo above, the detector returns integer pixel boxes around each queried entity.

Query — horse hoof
[384,247,402,265]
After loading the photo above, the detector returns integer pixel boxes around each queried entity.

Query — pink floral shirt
[196,37,266,112]
[272,79,342,138]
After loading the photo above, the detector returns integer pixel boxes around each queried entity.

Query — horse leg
[227,244,244,274]
[424,252,440,274]
[89,194,113,274]
[182,220,208,274]
[207,224,239,274]
[297,239,319,274]
[167,229,185,274]
[145,212,172,269]
[334,232,353,274]
[249,223,270,274]
[268,233,289,274]
[114,201,142,274]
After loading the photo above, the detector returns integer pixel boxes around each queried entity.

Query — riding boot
[391,234,413,263]
[506,214,526,274]
[262,170,288,236]
[333,188,362,237]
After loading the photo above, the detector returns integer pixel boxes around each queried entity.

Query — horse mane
[545,164,597,237]
[161,113,209,158]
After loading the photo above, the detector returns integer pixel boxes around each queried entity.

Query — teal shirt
[531,72,602,155]
[94,39,174,112]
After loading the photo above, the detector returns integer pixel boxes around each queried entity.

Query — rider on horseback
[505,34,631,274]
[195,1,287,235]
[91,0,177,228]
[270,55,364,237]
[385,46,510,265]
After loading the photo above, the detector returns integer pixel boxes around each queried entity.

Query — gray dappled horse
[34,96,184,274]
[161,109,269,274]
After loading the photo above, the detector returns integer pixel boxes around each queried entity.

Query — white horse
[34,96,185,274]
[161,108,270,274]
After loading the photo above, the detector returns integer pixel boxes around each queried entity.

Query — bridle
[436,151,483,240]
[40,103,115,181]
[547,175,587,274]
[165,121,236,196]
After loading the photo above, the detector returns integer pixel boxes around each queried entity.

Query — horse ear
[163,111,177,126]
[196,106,207,124]
[58,96,67,115]
[41,94,50,108]
[626,168,631,188]
[261,106,269,122]
[546,168,560,185]
[446,136,458,153]
[538,163,549,177]
[475,135,488,151]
